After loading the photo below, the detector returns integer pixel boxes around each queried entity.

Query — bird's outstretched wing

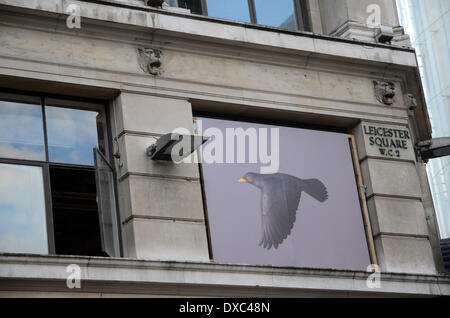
[300,178,328,202]
[259,175,301,250]
[259,174,328,250]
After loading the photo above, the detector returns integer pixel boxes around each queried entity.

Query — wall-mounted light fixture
[147,133,209,162]
[418,138,450,161]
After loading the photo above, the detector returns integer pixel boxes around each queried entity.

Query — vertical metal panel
[348,135,378,266]
[104,102,123,257]
[200,0,208,15]
[93,148,121,258]
[295,0,311,31]
[248,0,257,24]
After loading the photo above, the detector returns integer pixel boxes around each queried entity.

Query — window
[170,0,310,31]
[0,163,48,254]
[197,117,371,270]
[170,0,203,15]
[0,97,45,161]
[0,92,121,257]
[254,0,298,30]
[45,103,103,166]
[205,0,251,23]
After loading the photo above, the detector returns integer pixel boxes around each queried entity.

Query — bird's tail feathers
[301,178,328,202]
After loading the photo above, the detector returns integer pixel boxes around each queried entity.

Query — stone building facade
[0,0,449,297]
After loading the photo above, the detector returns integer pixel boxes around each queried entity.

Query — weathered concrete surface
[116,93,194,136]
[0,0,430,140]
[367,197,428,237]
[353,121,438,275]
[416,162,447,273]
[360,159,422,199]
[374,235,436,275]
[353,122,416,162]
[130,217,209,261]
[0,0,439,281]
[0,0,417,66]
[114,92,209,261]
[319,0,400,34]
[126,175,204,221]
[318,0,406,45]
[0,254,449,297]
[0,23,411,127]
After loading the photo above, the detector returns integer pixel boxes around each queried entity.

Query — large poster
[198,117,371,270]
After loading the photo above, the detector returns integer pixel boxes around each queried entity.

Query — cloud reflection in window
[0,163,48,254]
[46,106,100,166]
[0,101,46,161]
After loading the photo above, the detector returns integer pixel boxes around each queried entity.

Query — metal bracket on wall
[417,137,450,161]
[113,137,123,169]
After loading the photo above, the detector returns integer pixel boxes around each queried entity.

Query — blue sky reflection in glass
[254,0,297,30]
[0,163,48,254]
[206,0,251,23]
[46,106,99,166]
[0,100,45,161]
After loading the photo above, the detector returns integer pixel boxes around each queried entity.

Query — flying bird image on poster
[239,173,328,250]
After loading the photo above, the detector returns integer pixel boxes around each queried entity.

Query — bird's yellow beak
[238,178,247,183]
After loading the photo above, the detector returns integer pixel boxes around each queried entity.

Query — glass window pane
[206,0,251,23]
[254,0,298,30]
[46,106,102,166]
[0,100,45,161]
[0,163,48,254]
[176,0,203,14]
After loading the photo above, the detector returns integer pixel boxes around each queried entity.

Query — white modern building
[397,0,450,240]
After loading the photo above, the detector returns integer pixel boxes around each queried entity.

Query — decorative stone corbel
[373,80,396,105]
[138,48,163,76]
[406,93,417,113]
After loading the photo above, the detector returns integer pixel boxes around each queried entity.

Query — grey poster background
[199,117,371,271]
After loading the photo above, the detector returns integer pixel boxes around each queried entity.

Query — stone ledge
[0,0,417,68]
[0,254,449,296]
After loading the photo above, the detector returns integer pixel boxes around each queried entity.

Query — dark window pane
[206,0,251,23]
[254,0,298,30]
[46,106,101,166]
[0,100,45,161]
[0,163,48,254]
[50,166,105,257]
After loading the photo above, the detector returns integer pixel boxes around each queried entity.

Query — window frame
[0,158,55,254]
[193,113,348,263]
[44,98,109,166]
[93,147,122,257]
[198,0,310,31]
[193,114,377,266]
[0,89,123,257]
